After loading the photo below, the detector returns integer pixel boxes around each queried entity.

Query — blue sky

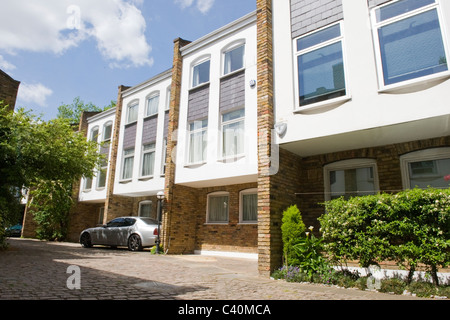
[0,0,256,120]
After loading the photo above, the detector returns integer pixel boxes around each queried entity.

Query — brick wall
[295,136,450,233]
[0,69,20,111]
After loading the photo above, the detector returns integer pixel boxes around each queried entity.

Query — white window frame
[324,159,379,201]
[96,158,108,189]
[187,119,208,165]
[146,92,160,117]
[161,138,167,176]
[223,41,246,76]
[121,148,135,181]
[126,102,139,124]
[90,126,99,143]
[206,191,229,224]
[221,108,245,160]
[192,57,211,88]
[140,142,156,178]
[370,0,450,92]
[239,188,258,224]
[293,21,350,111]
[83,176,93,191]
[102,122,113,142]
[139,200,153,218]
[400,147,450,189]
[165,86,171,111]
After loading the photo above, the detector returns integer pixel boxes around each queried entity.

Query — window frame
[121,148,135,181]
[126,102,139,124]
[138,200,154,218]
[206,191,229,224]
[102,122,113,142]
[323,159,379,201]
[187,118,208,165]
[400,147,450,189]
[293,21,350,111]
[370,0,450,92]
[223,42,246,76]
[239,188,258,224]
[220,108,245,160]
[145,92,160,118]
[192,58,211,89]
[140,142,156,179]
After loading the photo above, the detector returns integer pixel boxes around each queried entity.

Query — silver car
[80,217,159,251]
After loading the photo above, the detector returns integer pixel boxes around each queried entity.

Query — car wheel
[128,234,143,251]
[80,232,92,248]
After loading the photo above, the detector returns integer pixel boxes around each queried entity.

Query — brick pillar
[256,0,282,276]
[162,37,193,254]
[104,85,132,222]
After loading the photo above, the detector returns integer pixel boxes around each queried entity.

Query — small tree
[281,205,306,267]
[0,105,102,243]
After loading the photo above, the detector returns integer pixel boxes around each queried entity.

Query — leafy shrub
[380,278,407,295]
[320,188,450,286]
[281,205,306,267]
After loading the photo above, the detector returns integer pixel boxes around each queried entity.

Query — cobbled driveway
[0,238,426,301]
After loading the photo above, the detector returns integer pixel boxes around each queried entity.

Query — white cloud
[0,55,16,71]
[196,0,215,14]
[0,0,152,68]
[174,0,215,14]
[17,83,53,108]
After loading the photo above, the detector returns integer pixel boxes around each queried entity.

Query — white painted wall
[78,108,116,203]
[114,72,171,197]
[175,13,258,188]
[273,0,450,157]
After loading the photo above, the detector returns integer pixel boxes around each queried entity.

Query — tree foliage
[0,104,102,244]
[57,96,116,124]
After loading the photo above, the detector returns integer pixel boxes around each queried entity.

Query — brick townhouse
[22,0,450,276]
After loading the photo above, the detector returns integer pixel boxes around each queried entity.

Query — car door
[115,218,136,246]
[103,218,124,246]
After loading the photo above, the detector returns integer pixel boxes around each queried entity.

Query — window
[97,158,108,188]
[324,159,379,200]
[372,0,448,87]
[141,143,156,177]
[401,148,450,189]
[222,109,245,158]
[295,22,347,108]
[139,201,154,218]
[121,148,135,180]
[98,207,105,225]
[193,59,210,87]
[240,189,257,223]
[127,103,139,124]
[161,138,167,176]
[207,192,229,223]
[224,44,245,75]
[84,177,93,191]
[90,127,99,142]
[188,119,208,164]
[103,122,112,142]
[146,94,159,117]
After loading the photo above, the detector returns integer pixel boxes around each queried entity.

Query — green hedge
[319,188,450,285]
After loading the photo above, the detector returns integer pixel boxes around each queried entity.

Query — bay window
[371,0,448,88]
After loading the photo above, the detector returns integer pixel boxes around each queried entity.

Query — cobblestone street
[1,238,431,303]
